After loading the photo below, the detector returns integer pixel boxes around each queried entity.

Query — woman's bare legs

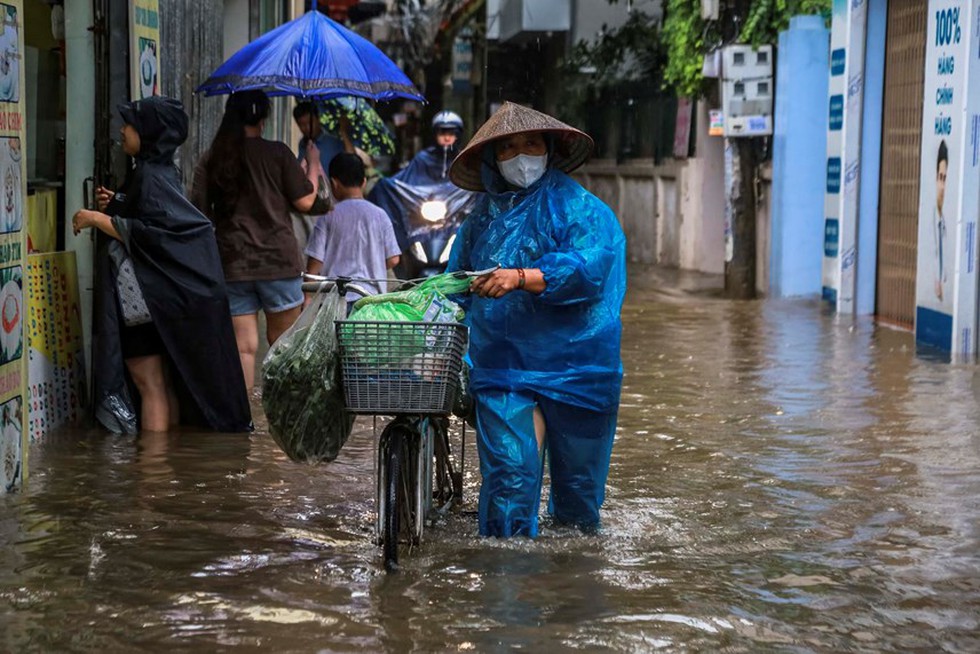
[232,313,260,392]
[534,406,546,453]
[125,355,172,432]
[266,306,302,345]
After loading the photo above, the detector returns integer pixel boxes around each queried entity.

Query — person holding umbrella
[293,101,354,181]
[191,90,328,391]
[446,102,627,538]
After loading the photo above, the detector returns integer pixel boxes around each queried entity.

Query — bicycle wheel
[383,428,406,572]
[431,417,458,508]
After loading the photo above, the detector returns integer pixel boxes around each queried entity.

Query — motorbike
[368,147,480,279]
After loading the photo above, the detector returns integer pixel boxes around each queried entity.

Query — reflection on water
[2,266,979,652]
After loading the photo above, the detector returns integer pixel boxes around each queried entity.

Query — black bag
[115,253,152,327]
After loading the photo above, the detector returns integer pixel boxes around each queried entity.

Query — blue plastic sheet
[447,166,627,537]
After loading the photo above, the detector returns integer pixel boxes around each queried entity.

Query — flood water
[2,266,979,652]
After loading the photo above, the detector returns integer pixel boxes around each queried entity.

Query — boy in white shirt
[305,153,401,310]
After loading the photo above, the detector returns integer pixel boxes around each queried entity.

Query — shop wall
[0,0,29,495]
[159,0,226,188]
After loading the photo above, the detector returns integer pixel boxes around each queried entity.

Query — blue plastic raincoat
[447,165,626,537]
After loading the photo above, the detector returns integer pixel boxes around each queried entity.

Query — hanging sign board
[0,0,27,495]
[130,0,160,100]
[821,0,867,312]
[915,0,980,355]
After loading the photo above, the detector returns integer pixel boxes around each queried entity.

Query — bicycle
[301,274,469,572]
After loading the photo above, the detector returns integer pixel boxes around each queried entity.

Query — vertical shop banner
[915,0,980,355]
[27,252,86,441]
[130,0,160,100]
[0,0,26,495]
[822,0,867,311]
[451,28,473,94]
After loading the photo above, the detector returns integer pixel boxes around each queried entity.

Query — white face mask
[498,153,548,189]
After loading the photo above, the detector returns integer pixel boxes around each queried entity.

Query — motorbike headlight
[411,241,428,263]
[420,200,448,223]
[439,233,457,264]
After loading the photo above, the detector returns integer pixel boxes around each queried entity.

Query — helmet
[431,110,464,132]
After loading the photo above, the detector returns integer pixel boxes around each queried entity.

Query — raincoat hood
[118,96,189,164]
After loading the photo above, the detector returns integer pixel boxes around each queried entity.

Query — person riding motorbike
[368,110,479,278]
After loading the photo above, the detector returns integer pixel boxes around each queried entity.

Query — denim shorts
[226,277,304,316]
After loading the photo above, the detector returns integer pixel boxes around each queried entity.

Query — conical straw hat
[449,101,594,191]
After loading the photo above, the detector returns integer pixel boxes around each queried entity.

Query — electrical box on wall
[720,44,774,137]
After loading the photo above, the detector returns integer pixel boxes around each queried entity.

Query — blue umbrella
[196,10,423,102]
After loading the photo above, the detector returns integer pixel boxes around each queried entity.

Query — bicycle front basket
[335,320,468,414]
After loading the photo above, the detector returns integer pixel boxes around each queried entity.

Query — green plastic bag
[262,290,354,463]
[347,273,472,322]
[344,272,471,365]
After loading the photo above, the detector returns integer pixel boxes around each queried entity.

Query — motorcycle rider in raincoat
[368,110,479,278]
[447,102,626,538]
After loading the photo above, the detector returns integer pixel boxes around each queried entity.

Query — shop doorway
[24,0,66,252]
[875,0,927,328]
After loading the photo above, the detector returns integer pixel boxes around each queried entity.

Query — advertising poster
[0,0,25,495]
[822,0,867,312]
[915,0,980,354]
[130,0,160,100]
[26,252,86,442]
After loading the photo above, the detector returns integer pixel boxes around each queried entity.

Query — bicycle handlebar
[302,274,374,297]
[301,266,501,297]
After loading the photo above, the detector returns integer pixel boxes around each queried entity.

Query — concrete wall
[769,15,831,298]
[572,101,767,281]
[758,162,773,296]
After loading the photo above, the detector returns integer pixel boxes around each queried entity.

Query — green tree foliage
[663,0,831,96]
[564,10,667,88]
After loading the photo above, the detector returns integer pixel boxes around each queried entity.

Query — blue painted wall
[770,15,830,297]
[855,0,887,315]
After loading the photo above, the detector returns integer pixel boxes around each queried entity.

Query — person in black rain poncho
[72,96,251,434]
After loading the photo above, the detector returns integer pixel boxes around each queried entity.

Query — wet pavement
[1,265,979,652]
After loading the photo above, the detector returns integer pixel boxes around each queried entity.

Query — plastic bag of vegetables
[262,289,354,463]
[342,273,471,365]
[347,273,472,322]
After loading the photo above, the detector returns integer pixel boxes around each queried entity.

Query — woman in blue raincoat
[447,102,626,538]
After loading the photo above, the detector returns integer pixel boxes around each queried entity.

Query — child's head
[329,152,366,198]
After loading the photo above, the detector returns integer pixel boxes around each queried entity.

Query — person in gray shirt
[305,153,401,309]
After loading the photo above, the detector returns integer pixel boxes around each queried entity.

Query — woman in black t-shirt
[192,90,327,392]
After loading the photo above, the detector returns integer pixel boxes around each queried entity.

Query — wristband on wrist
[517,268,526,289]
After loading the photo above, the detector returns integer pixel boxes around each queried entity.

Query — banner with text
[0,0,27,495]
[130,0,160,100]
[915,0,980,355]
[27,252,86,442]
[822,0,867,312]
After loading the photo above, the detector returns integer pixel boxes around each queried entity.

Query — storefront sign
[709,110,724,136]
[27,252,86,441]
[822,0,867,310]
[915,0,980,355]
[451,28,473,94]
[130,0,160,100]
[0,0,26,495]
